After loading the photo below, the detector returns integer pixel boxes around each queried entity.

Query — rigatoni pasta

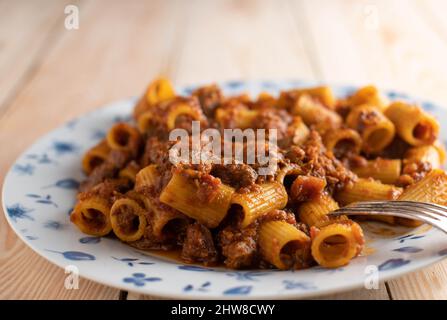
[346,104,395,153]
[82,140,111,175]
[231,182,288,227]
[299,193,339,227]
[159,170,235,228]
[259,220,311,270]
[311,221,364,268]
[70,197,112,236]
[351,158,402,184]
[385,101,439,146]
[71,77,447,271]
[110,198,147,242]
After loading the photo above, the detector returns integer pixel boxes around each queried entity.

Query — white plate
[3,80,447,299]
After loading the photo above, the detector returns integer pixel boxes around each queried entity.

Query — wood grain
[0,0,71,115]
[173,0,315,85]
[0,241,118,299]
[387,260,447,300]
[316,283,390,300]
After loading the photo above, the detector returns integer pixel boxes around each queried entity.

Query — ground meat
[290,175,326,203]
[356,109,382,132]
[140,137,173,169]
[397,160,432,187]
[299,130,357,193]
[192,84,223,117]
[79,163,117,192]
[130,223,175,251]
[157,97,208,134]
[210,163,258,190]
[181,222,217,264]
[255,109,291,142]
[108,149,134,167]
[78,178,132,205]
[218,224,258,269]
[285,146,306,164]
[80,149,134,192]
[195,173,222,203]
[258,209,297,225]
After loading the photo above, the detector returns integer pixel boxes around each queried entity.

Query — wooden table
[1,0,447,300]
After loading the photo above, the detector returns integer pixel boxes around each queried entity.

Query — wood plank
[174,0,315,85]
[0,0,71,114]
[387,260,447,300]
[0,0,184,299]
[316,283,389,300]
[296,0,447,106]
[127,292,170,300]
[0,242,118,299]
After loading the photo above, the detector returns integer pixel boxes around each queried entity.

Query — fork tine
[335,206,442,221]
[342,202,446,219]
[330,207,447,233]
[347,200,447,215]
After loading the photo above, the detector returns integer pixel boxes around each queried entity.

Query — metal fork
[330,200,447,234]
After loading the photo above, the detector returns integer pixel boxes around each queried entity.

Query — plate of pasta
[3,79,447,299]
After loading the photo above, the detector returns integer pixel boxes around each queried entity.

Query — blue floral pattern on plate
[123,273,161,287]
[3,80,447,298]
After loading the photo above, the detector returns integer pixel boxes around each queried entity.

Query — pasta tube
[259,221,311,270]
[70,197,112,236]
[139,98,205,133]
[323,128,362,158]
[334,178,403,205]
[335,178,403,224]
[396,169,447,227]
[399,169,447,205]
[292,94,342,133]
[160,171,235,228]
[404,145,442,169]
[344,85,385,111]
[346,105,395,153]
[351,158,402,184]
[299,193,339,227]
[119,161,141,183]
[82,140,111,175]
[278,86,336,109]
[133,78,175,120]
[106,123,141,152]
[147,197,189,238]
[311,221,364,268]
[385,102,439,146]
[135,164,160,191]
[276,163,303,188]
[286,116,310,146]
[215,107,258,129]
[231,182,288,227]
[110,198,147,242]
